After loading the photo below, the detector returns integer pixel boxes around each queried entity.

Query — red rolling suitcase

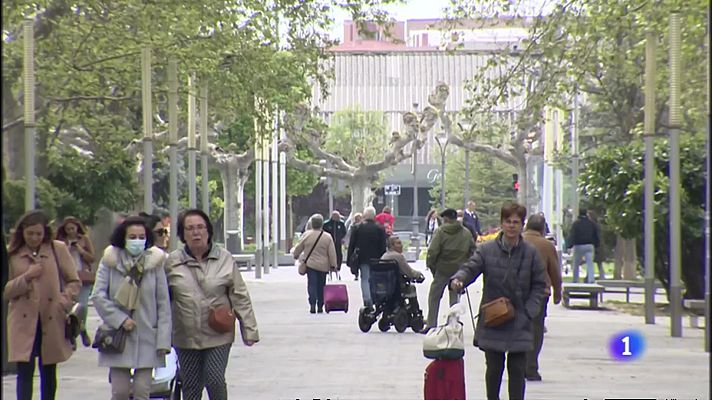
[424,358,466,400]
[324,272,349,313]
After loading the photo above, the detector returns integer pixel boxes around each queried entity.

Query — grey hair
[310,213,324,229]
[525,213,546,234]
[362,206,376,220]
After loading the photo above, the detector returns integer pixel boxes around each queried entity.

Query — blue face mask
[126,239,146,256]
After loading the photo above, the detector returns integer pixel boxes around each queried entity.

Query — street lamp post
[434,132,449,209]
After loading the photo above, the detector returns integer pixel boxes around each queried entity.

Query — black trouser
[16,320,57,400]
[306,267,327,307]
[526,296,548,376]
[335,247,343,271]
[484,350,526,400]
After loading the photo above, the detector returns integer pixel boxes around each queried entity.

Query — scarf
[113,251,146,311]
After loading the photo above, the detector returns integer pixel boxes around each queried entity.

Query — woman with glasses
[166,209,259,400]
[139,212,169,251]
[56,216,96,347]
[4,210,81,400]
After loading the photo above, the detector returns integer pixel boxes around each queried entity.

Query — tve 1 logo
[608,330,646,361]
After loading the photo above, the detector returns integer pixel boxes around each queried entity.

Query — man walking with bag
[522,213,562,381]
[422,208,476,333]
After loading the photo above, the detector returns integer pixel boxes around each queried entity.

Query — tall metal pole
[141,46,153,213]
[23,18,36,212]
[187,74,197,208]
[436,137,446,209]
[254,116,263,279]
[167,60,179,251]
[464,150,470,208]
[668,13,683,337]
[704,8,711,353]
[643,31,657,325]
[200,82,210,215]
[271,112,279,268]
[411,134,421,258]
[262,116,271,274]
[571,91,580,223]
[279,113,288,253]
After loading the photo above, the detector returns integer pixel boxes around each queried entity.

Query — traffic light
[513,173,519,192]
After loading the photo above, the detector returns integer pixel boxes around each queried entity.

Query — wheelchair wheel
[393,309,409,333]
[410,314,425,333]
[378,317,390,332]
[358,307,373,333]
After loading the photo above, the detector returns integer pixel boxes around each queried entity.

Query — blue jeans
[359,263,372,307]
[572,244,595,283]
[306,267,327,307]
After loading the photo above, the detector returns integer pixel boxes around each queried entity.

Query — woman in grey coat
[451,202,547,400]
[91,216,172,400]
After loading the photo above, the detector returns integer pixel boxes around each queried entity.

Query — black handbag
[92,325,128,354]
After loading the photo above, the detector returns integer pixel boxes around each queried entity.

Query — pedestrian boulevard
[3,261,709,399]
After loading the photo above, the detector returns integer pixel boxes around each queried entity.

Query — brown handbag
[480,297,515,327]
[208,304,236,334]
[190,266,236,334]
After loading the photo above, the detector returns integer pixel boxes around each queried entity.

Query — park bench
[595,279,664,303]
[562,283,605,309]
[232,254,255,271]
[683,299,706,329]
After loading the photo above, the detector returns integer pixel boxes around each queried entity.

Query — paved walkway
[3,261,709,399]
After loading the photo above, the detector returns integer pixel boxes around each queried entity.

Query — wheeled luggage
[324,272,349,313]
[424,358,466,400]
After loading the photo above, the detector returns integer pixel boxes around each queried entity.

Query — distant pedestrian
[323,210,347,272]
[423,208,475,333]
[424,209,441,246]
[375,206,395,236]
[565,208,600,283]
[166,209,259,400]
[4,210,81,400]
[347,206,387,309]
[345,212,364,280]
[587,210,606,280]
[463,200,483,241]
[522,213,562,382]
[56,216,96,347]
[292,214,338,313]
[91,216,172,400]
[450,202,547,400]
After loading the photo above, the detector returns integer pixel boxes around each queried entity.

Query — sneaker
[526,373,542,381]
[80,330,92,347]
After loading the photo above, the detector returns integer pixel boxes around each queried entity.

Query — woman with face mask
[90,216,172,400]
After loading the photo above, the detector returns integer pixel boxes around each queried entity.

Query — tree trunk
[516,159,530,209]
[349,178,374,219]
[219,160,247,254]
[614,235,637,279]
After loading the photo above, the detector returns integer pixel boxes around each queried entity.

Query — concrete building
[312,18,531,230]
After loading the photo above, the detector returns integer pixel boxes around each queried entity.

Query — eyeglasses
[153,229,168,237]
[185,225,207,232]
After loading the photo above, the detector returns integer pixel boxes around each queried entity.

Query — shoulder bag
[298,231,324,276]
[190,265,236,334]
[92,259,141,354]
[479,249,525,328]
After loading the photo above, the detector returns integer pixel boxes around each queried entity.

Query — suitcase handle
[328,271,341,281]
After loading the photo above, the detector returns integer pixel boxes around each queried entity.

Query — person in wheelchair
[358,237,425,333]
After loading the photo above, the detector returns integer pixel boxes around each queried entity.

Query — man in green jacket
[423,208,476,332]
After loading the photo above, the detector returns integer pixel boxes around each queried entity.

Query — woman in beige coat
[4,210,80,400]
[292,213,337,314]
[166,209,259,400]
